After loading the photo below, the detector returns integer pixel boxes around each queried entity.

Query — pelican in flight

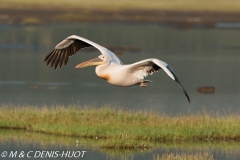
[44,35,190,103]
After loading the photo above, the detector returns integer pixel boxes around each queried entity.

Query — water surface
[0,24,240,114]
[0,130,240,160]
[0,24,240,160]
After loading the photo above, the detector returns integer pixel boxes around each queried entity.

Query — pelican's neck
[95,62,110,77]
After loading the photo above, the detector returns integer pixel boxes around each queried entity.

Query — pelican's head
[75,55,108,68]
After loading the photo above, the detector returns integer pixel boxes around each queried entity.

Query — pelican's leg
[138,80,152,87]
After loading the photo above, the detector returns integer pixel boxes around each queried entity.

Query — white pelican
[44,35,190,103]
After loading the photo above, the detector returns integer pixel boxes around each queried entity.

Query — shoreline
[1,7,240,28]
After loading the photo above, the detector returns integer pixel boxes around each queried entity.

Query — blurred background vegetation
[1,0,240,11]
[1,0,240,25]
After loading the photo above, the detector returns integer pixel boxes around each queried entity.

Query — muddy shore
[1,7,240,27]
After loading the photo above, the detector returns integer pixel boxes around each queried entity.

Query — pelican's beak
[75,57,104,68]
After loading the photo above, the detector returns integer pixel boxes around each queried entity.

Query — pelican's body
[96,62,138,86]
[45,35,190,102]
[96,63,130,86]
[95,59,165,87]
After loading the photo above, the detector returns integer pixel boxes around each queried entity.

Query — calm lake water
[0,23,240,159]
[1,130,240,160]
[1,24,240,114]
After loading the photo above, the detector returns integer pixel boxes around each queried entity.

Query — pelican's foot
[138,80,152,87]
[139,82,148,87]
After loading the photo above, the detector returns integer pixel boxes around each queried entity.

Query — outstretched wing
[44,35,122,70]
[128,59,190,103]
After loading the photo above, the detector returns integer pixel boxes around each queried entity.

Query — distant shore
[1,6,240,27]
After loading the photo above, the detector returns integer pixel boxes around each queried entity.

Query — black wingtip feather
[46,51,56,66]
[64,50,69,65]
[44,37,92,70]
[59,50,65,68]
[167,66,190,103]
[54,52,62,70]
[173,76,190,102]
[50,51,59,68]
[44,50,53,62]
[175,77,190,103]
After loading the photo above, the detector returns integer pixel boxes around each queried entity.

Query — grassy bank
[0,105,240,148]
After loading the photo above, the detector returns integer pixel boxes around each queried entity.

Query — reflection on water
[0,130,240,160]
[215,23,240,29]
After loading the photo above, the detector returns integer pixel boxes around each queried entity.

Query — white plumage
[44,35,190,103]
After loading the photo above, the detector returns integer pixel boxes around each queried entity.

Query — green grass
[0,104,240,149]
[1,0,240,12]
